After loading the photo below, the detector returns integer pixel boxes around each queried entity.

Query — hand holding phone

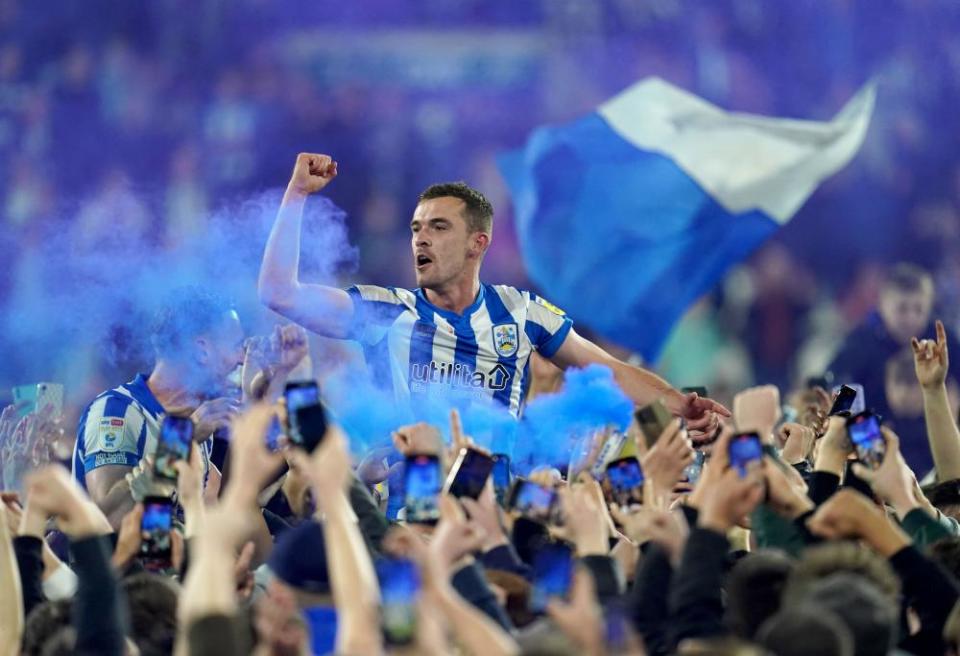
[140,496,173,569]
[506,478,558,523]
[847,411,885,470]
[376,557,420,646]
[635,399,672,449]
[443,448,494,499]
[403,454,441,524]
[491,454,512,506]
[284,380,320,440]
[529,543,574,613]
[292,403,328,454]
[605,457,645,507]
[153,416,194,481]
[728,432,763,478]
[828,385,858,417]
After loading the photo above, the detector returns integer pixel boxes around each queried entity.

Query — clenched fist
[288,153,338,195]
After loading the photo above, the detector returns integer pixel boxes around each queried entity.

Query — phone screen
[140,497,173,567]
[635,399,672,448]
[728,432,763,477]
[530,543,574,613]
[492,454,511,504]
[284,381,320,441]
[829,385,857,417]
[847,412,885,469]
[605,457,645,506]
[507,478,557,522]
[293,403,328,453]
[154,416,193,481]
[403,454,441,524]
[444,448,494,499]
[377,557,420,645]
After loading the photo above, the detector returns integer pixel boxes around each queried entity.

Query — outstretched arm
[549,329,729,430]
[258,153,354,338]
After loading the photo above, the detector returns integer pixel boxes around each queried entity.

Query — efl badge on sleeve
[98,418,124,451]
[492,323,519,357]
[534,296,566,316]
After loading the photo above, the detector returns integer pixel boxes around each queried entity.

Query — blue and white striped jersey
[345,284,573,416]
[72,373,212,488]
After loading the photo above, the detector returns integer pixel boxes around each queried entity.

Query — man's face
[410,197,481,289]
[196,310,245,396]
[879,289,933,344]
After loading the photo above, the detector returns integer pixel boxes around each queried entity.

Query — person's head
[267,519,332,604]
[878,263,934,344]
[725,550,796,639]
[22,599,71,656]
[150,286,244,397]
[793,572,897,656]
[922,478,960,519]
[674,637,767,655]
[122,573,180,656]
[756,604,853,656]
[411,182,493,290]
[885,348,924,416]
[783,541,901,607]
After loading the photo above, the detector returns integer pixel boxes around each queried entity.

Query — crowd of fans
[1,269,960,655]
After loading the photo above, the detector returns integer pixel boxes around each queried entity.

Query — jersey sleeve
[526,293,574,358]
[78,394,144,474]
[345,285,410,345]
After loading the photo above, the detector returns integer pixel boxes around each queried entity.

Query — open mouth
[416,254,433,269]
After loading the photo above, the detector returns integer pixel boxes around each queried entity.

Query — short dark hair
[418,181,493,234]
[725,550,795,639]
[22,600,72,656]
[783,542,901,606]
[921,478,960,516]
[882,262,933,295]
[756,605,853,656]
[123,573,180,656]
[150,286,235,359]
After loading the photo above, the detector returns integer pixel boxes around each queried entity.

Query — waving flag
[498,78,875,361]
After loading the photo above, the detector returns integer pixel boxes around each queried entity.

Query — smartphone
[293,403,328,453]
[443,448,494,499]
[491,453,512,505]
[284,381,320,440]
[529,543,574,613]
[35,383,64,418]
[376,557,420,646]
[728,432,763,477]
[828,385,857,417]
[403,454,441,524]
[140,496,173,568]
[153,416,194,481]
[847,411,885,470]
[506,478,558,523]
[832,383,865,416]
[605,457,645,507]
[681,386,708,398]
[635,399,673,448]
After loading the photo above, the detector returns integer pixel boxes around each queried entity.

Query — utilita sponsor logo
[410,361,510,391]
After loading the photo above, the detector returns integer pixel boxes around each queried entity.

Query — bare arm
[258,154,354,338]
[85,465,134,529]
[914,321,960,480]
[549,330,730,430]
[550,329,681,408]
[0,503,23,656]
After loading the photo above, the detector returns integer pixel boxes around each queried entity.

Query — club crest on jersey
[492,323,519,357]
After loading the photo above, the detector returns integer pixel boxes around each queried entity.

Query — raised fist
[288,153,338,195]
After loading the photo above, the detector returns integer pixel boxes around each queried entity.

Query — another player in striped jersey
[259,153,728,428]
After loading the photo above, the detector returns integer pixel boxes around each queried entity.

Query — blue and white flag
[498,78,875,361]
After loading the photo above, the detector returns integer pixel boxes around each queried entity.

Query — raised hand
[733,385,782,440]
[678,393,730,433]
[24,465,112,538]
[288,153,338,196]
[610,505,689,566]
[851,428,917,517]
[641,419,694,507]
[913,319,949,389]
[546,568,604,656]
[191,398,241,442]
[762,457,813,519]
[697,464,765,534]
[392,423,443,458]
[778,422,816,464]
[558,480,610,556]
